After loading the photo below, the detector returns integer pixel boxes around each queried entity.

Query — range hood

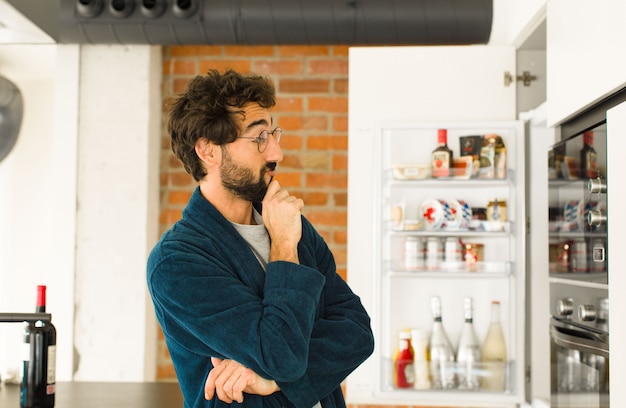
[7,0,493,45]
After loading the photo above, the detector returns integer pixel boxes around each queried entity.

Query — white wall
[0,44,161,382]
[72,45,161,382]
[0,44,74,381]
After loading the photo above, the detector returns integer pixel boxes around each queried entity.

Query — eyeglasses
[237,127,282,153]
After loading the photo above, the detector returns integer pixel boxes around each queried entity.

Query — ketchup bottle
[394,330,414,388]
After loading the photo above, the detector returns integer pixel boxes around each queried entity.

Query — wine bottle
[431,129,453,178]
[21,285,57,408]
[456,297,481,390]
[580,130,598,179]
[480,300,507,392]
[428,296,456,389]
[394,330,414,388]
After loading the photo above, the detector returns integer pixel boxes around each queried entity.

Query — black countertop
[0,381,183,407]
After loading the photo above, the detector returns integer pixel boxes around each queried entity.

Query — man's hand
[205,357,280,403]
[262,180,304,264]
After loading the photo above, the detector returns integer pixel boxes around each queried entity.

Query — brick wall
[157,44,453,408]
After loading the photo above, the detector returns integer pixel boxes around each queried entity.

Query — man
[147,69,374,407]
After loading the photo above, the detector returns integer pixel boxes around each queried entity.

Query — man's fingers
[205,357,224,400]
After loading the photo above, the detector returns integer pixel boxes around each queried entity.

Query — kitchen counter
[0,381,183,407]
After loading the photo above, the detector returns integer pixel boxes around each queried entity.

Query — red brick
[168,190,192,205]
[307,135,348,150]
[279,133,303,150]
[334,192,348,207]
[298,191,329,206]
[199,59,252,74]
[277,115,304,131]
[254,60,304,75]
[275,172,302,188]
[333,115,348,131]
[172,60,197,75]
[333,229,347,245]
[303,115,329,130]
[332,46,350,56]
[224,46,275,56]
[278,45,331,57]
[279,79,330,93]
[275,97,304,112]
[306,209,347,226]
[309,97,348,113]
[170,45,222,57]
[306,173,348,189]
[333,153,348,171]
[309,59,349,75]
[334,78,349,94]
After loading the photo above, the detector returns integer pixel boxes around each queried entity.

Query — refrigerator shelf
[386,222,512,236]
[380,358,516,394]
[385,168,516,186]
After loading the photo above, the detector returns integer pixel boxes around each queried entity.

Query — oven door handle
[550,324,609,358]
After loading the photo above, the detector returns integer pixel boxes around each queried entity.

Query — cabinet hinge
[504,71,537,87]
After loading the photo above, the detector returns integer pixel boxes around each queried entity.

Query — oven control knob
[578,304,597,321]
[557,298,574,316]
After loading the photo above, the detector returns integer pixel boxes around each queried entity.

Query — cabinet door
[547,0,626,126]
[347,46,520,405]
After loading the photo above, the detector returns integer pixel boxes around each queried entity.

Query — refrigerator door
[347,46,526,407]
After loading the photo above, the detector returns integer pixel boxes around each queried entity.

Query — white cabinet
[547,0,626,126]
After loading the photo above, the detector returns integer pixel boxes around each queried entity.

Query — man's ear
[195,138,216,163]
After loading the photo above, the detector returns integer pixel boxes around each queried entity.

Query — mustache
[266,162,277,172]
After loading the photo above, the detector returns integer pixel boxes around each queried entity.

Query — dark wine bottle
[580,130,597,179]
[21,285,57,408]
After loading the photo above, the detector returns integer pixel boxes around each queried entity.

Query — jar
[487,199,507,223]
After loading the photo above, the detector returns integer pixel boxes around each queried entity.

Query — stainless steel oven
[550,283,609,408]
[547,89,626,407]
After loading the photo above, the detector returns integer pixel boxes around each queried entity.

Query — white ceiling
[0,0,54,44]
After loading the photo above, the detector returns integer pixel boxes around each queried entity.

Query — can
[404,236,424,271]
[570,238,588,273]
[444,237,463,269]
[426,237,443,270]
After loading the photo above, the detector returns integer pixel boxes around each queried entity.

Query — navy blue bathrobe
[147,187,374,407]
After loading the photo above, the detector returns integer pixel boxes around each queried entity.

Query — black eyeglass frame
[237,127,282,153]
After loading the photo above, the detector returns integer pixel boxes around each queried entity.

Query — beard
[220,146,272,203]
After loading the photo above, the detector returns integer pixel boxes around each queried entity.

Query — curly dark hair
[168,69,276,181]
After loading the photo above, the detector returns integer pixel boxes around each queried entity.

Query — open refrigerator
[346,46,530,407]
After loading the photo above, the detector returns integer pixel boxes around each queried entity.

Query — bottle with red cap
[431,129,453,178]
[21,285,57,408]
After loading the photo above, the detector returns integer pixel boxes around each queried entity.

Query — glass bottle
[428,296,456,389]
[456,297,481,390]
[480,300,507,392]
[394,330,414,388]
[580,130,598,179]
[21,285,57,408]
[431,129,453,178]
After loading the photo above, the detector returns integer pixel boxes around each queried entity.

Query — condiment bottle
[432,129,453,178]
[394,330,414,388]
[411,328,431,390]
